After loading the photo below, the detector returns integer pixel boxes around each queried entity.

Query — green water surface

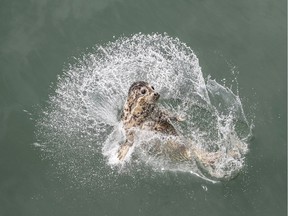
[0,0,286,215]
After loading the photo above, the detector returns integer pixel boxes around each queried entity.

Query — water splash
[35,33,252,186]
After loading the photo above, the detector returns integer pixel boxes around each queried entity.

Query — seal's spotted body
[118,81,188,161]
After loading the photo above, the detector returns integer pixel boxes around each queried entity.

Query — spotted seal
[117,81,190,161]
[117,81,245,180]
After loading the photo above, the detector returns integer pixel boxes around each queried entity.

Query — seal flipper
[117,141,132,161]
[117,130,135,161]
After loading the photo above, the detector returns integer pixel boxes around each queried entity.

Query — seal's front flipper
[175,114,186,122]
[117,129,135,161]
[117,142,131,161]
[156,107,186,122]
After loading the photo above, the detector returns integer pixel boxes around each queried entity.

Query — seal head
[122,81,159,128]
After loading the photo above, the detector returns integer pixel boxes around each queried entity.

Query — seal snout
[153,92,160,100]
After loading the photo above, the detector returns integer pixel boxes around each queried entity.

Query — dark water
[0,0,286,216]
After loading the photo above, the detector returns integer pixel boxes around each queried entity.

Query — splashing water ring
[35,33,252,184]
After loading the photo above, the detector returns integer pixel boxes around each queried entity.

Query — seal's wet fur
[118,81,188,160]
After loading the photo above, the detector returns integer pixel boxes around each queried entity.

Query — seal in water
[117,81,245,180]
[117,81,190,161]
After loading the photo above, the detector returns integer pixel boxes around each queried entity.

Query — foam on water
[35,33,252,186]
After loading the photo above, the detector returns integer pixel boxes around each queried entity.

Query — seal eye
[141,89,146,94]
[151,86,154,90]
